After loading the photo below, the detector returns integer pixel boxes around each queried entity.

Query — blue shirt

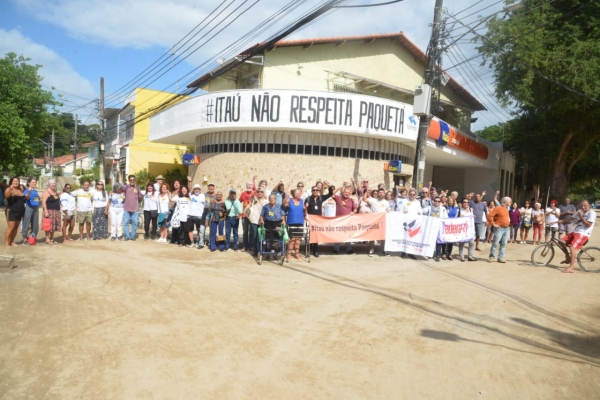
[287,199,304,225]
[446,205,459,218]
[25,189,40,207]
[261,203,286,222]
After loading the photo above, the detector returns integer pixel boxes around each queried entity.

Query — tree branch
[567,133,600,174]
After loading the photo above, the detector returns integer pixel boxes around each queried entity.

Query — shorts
[63,210,75,220]
[475,223,487,240]
[76,210,93,224]
[558,222,573,234]
[562,233,588,250]
[545,225,558,235]
[186,216,202,232]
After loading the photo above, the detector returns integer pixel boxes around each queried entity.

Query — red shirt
[333,195,356,216]
[239,190,254,218]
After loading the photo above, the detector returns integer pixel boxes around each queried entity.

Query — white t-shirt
[395,197,407,211]
[367,197,390,213]
[71,189,93,212]
[176,197,190,222]
[574,210,596,237]
[322,198,337,217]
[520,207,532,223]
[401,199,422,215]
[92,189,108,208]
[458,207,473,217]
[188,193,206,217]
[143,191,158,211]
[60,192,76,212]
[158,194,170,214]
[545,207,560,226]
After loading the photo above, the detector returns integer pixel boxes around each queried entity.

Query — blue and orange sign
[388,160,402,172]
[428,119,488,160]
[182,154,201,165]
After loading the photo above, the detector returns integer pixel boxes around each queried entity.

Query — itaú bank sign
[149,89,419,144]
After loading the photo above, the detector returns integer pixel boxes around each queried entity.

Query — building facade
[103,88,190,184]
[149,32,515,197]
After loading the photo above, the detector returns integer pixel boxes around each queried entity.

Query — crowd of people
[2,175,596,269]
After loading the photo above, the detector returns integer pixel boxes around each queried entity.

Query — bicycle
[531,236,600,272]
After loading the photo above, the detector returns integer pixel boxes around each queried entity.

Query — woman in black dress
[4,177,25,247]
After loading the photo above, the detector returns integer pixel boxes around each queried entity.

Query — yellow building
[104,87,190,184]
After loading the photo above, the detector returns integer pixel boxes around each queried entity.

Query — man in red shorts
[559,200,596,273]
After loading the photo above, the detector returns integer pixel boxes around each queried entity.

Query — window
[124,113,135,141]
[195,130,414,165]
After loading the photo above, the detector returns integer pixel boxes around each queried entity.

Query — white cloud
[0,29,96,100]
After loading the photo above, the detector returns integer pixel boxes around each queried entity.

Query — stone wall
[189,152,413,192]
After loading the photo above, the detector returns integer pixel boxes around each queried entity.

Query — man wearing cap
[153,175,164,192]
[187,184,206,247]
[198,183,216,249]
[224,189,242,251]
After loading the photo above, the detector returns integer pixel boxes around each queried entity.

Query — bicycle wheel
[577,246,600,273]
[531,244,555,266]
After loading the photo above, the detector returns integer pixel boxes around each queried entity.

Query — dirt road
[1,221,599,399]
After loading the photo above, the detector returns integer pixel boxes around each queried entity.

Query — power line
[104,0,235,102]
[445,49,510,121]
[446,2,600,104]
[127,0,353,144]
[111,0,311,116]
[121,0,332,121]
[452,0,485,18]
[334,0,404,8]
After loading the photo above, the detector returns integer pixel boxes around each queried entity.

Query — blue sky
[0,0,512,129]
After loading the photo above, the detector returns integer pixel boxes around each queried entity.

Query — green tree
[0,53,58,173]
[478,0,600,198]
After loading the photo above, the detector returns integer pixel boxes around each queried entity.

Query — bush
[136,168,154,186]
[79,175,94,185]
[164,167,187,185]
[53,167,64,177]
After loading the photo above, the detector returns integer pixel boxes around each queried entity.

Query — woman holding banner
[430,197,448,262]
[458,198,476,262]
[443,196,460,260]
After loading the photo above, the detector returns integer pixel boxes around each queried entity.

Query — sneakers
[197,244,204,249]
[368,250,374,257]
[185,244,194,248]
[488,257,495,263]
[111,237,116,241]
[497,259,506,263]
[118,236,123,241]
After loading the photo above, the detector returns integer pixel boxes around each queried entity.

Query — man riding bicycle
[558,200,596,273]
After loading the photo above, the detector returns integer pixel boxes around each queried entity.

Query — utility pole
[412,0,444,190]
[73,114,78,174]
[50,128,55,180]
[98,77,105,182]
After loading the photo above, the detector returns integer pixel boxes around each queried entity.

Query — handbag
[216,235,226,242]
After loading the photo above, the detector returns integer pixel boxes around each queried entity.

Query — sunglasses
[312,189,319,192]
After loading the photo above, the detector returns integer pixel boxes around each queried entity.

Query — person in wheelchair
[259,194,287,254]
